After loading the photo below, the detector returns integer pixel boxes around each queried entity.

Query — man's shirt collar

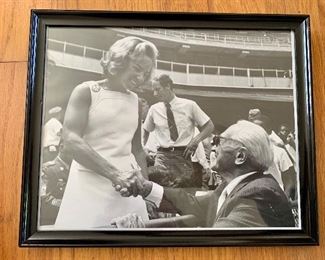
[223,171,257,197]
[168,96,178,106]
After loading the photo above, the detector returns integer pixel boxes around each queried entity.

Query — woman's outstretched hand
[112,169,153,198]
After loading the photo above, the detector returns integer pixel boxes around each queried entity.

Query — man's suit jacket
[159,172,295,227]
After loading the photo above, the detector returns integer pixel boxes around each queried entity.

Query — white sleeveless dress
[54,81,148,230]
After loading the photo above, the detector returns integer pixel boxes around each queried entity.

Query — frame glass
[19,10,318,246]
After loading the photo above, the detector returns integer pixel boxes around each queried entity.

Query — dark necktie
[164,102,179,141]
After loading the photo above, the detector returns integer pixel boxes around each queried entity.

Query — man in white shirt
[113,120,295,228]
[269,130,285,147]
[43,106,63,162]
[143,74,214,188]
[251,116,296,199]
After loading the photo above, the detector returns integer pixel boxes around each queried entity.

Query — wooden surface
[0,0,324,259]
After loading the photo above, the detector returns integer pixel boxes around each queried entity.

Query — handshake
[111,168,153,198]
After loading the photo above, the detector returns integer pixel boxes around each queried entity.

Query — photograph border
[19,10,318,247]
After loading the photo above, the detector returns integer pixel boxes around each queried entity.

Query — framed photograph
[20,10,318,246]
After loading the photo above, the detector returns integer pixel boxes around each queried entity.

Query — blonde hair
[100,36,159,83]
[222,120,274,171]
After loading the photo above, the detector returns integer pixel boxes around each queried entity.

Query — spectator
[143,74,214,188]
[252,115,296,200]
[42,106,63,162]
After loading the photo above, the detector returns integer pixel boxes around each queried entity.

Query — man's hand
[183,139,199,160]
[112,169,153,198]
[111,169,143,197]
[202,167,212,180]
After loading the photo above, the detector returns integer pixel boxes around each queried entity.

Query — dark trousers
[192,162,204,188]
[152,150,196,188]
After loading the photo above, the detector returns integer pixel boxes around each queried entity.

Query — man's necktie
[164,102,179,141]
[216,189,228,214]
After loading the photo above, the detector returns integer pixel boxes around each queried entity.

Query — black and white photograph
[38,26,300,231]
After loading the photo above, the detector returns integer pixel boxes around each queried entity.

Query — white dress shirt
[269,131,284,146]
[143,97,210,148]
[216,171,256,213]
[265,144,293,190]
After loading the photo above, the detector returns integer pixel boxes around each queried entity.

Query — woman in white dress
[54,36,159,229]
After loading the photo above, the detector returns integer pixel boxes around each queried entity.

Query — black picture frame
[19,10,318,247]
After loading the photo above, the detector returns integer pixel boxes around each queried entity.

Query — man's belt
[157,146,187,152]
